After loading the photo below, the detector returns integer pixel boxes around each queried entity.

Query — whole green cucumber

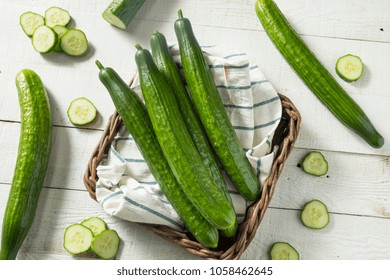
[255,0,384,148]
[95,61,219,248]
[134,45,236,230]
[0,69,52,260]
[149,31,238,238]
[174,10,260,201]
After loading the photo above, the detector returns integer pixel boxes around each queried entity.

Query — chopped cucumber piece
[67,97,97,126]
[63,224,94,254]
[102,0,146,30]
[270,242,300,260]
[44,6,71,28]
[52,25,69,52]
[336,54,364,82]
[60,29,89,56]
[31,25,58,53]
[91,229,120,260]
[81,217,107,236]
[20,11,45,37]
[302,151,328,176]
[301,199,330,229]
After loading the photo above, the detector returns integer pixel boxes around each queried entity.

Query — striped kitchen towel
[95,45,282,231]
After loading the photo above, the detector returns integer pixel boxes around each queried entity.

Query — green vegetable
[255,0,384,148]
[149,31,238,238]
[174,10,260,201]
[0,69,52,260]
[102,0,145,30]
[63,224,94,254]
[67,97,97,126]
[270,242,300,260]
[20,11,45,37]
[336,54,364,82]
[52,25,69,52]
[31,25,58,53]
[44,6,71,28]
[81,216,107,236]
[301,200,330,229]
[96,60,219,248]
[134,45,236,230]
[302,151,328,176]
[91,229,120,260]
[60,29,89,56]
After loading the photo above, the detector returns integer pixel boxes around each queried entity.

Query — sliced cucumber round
[67,97,97,126]
[52,25,69,52]
[302,151,328,176]
[60,29,89,56]
[63,224,94,254]
[20,11,45,37]
[44,6,71,28]
[81,217,107,236]
[31,25,58,53]
[91,229,120,260]
[301,199,330,229]
[336,54,364,82]
[270,242,300,260]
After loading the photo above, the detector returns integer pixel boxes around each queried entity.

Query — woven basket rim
[83,93,301,260]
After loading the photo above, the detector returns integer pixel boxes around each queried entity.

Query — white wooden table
[0,0,389,260]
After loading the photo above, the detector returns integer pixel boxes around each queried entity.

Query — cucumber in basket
[96,60,219,248]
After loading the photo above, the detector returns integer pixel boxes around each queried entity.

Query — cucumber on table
[81,216,107,236]
[255,0,384,148]
[63,224,94,255]
[0,69,52,260]
[301,200,330,229]
[67,97,97,126]
[336,54,364,82]
[302,151,328,176]
[91,229,120,260]
[102,0,146,29]
[44,6,71,28]
[52,25,69,52]
[270,242,300,260]
[20,11,45,36]
[32,25,58,53]
[60,29,89,56]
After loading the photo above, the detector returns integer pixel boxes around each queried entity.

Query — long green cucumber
[102,0,145,30]
[174,10,260,201]
[134,45,236,230]
[149,31,238,238]
[95,60,219,248]
[255,0,384,148]
[0,69,52,260]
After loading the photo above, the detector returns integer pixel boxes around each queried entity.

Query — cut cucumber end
[31,25,58,53]
[302,151,328,176]
[63,224,94,254]
[20,11,45,37]
[270,242,300,260]
[81,217,107,236]
[102,11,127,30]
[67,97,97,126]
[60,29,89,56]
[301,199,330,229]
[44,6,71,28]
[336,54,364,82]
[91,229,120,260]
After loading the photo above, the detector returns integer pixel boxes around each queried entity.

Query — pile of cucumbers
[96,10,261,248]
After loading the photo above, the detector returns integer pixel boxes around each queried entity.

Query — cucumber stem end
[95,60,104,70]
[178,9,183,19]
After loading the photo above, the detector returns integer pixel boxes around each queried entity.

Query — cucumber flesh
[67,97,97,126]
[270,242,300,260]
[336,54,364,82]
[60,29,89,56]
[81,217,107,236]
[44,6,71,28]
[301,199,330,229]
[102,0,146,29]
[91,229,120,260]
[52,25,69,52]
[302,151,328,176]
[63,224,94,254]
[31,25,58,53]
[20,11,45,37]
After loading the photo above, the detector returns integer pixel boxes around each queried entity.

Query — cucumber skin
[174,14,260,201]
[134,47,236,230]
[103,0,145,29]
[0,69,52,260]
[150,32,238,238]
[255,0,384,149]
[97,63,219,248]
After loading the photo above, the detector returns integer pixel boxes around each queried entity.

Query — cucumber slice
[20,11,45,37]
[336,54,364,82]
[60,29,89,56]
[91,229,120,260]
[301,199,330,229]
[67,97,97,126]
[102,0,146,30]
[31,25,58,53]
[63,224,94,254]
[52,25,69,52]
[81,217,107,236]
[302,151,328,176]
[270,242,300,260]
[44,6,71,28]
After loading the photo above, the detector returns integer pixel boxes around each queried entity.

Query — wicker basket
[83,93,301,260]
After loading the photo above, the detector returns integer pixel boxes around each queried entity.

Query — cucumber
[96,60,219,248]
[336,54,364,82]
[150,31,238,238]
[52,25,69,52]
[63,224,94,254]
[60,29,89,56]
[20,11,45,37]
[31,25,58,53]
[81,217,107,236]
[0,69,52,260]
[255,0,384,148]
[174,10,260,201]
[270,242,300,260]
[135,45,236,230]
[91,229,120,260]
[67,97,97,126]
[102,0,145,30]
[301,200,330,229]
[44,6,71,28]
[302,151,328,176]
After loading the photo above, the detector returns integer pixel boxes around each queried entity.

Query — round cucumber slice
[301,199,330,229]
[270,242,300,260]
[336,54,364,82]
[31,25,58,53]
[302,151,328,176]
[20,11,45,37]
[44,6,71,28]
[81,217,107,236]
[63,224,94,254]
[91,229,120,260]
[52,25,69,52]
[60,29,89,56]
[67,97,97,126]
